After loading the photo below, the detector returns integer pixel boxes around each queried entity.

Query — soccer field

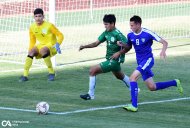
[0,0,190,127]
[0,39,190,127]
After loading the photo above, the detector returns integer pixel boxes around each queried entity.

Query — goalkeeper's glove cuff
[54,42,61,54]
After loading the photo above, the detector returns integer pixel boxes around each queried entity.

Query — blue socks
[130,82,138,108]
[130,80,177,108]
[156,80,177,90]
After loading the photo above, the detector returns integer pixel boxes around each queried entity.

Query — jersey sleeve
[50,24,64,45]
[28,26,36,51]
[116,32,128,44]
[98,32,106,43]
[127,34,132,46]
[148,30,161,42]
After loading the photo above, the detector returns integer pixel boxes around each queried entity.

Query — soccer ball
[36,101,49,114]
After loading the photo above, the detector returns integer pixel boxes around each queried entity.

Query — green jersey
[98,28,128,63]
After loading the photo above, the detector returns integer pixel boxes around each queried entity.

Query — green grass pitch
[0,54,190,127]
[0,2,190,127]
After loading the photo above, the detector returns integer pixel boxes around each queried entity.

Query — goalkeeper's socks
[88,76,96,97]
[23,56,33,77]
[156,80,177,90]
[122,75,130,89]
[130,82,138,108]
[43,55,55,74]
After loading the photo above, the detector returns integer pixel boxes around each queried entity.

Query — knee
[42,52,50,58]
[147,85,156,91]
[115,75,123,80]
[129,76,136,82]
[41,51,50,57]
[112,71,125,80]
[40,47,50,56]
[89,67,96,76]
[28,50,37,57]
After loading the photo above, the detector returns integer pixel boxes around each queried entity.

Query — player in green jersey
[79,14,133,100]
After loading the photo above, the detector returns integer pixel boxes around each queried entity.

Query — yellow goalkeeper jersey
[29,21,64,50]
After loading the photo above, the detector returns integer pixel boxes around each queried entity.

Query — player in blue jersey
[116,15,183,112]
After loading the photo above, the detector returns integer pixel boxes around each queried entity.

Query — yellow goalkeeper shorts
[35,43,57,59]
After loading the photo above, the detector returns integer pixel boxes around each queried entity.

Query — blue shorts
[136,57,154,81]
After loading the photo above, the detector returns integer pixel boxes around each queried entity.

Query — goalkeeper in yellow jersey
[20,8,64,82]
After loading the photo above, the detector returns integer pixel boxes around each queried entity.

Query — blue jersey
[127,28,161,64]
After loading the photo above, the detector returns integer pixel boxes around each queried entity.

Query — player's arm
[28,27,36,52]
[79,40,101,51]
[50,24,64,45]
[122,44,132,53]
[159,38,168,59]
[110,44,132,60]
[79,31,105,51]
[116,32,132,52]
[150,30,168,59]
[51,24,64,54]
[110,33,132,59]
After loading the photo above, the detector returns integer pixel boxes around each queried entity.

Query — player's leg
[112,70,141,92]
[140,58,183,93]
[109,60,130,88]
[123,70,140,112]
[145,76,183,94]
[80,60,117,100]
[40,46,55,81]
[80,64,103,100]
[123,57,154,112]
[144,77,156,91]
[20,47,39,82]
[143,71,176,91]
[141,57,183,94]
[112,71,130,89]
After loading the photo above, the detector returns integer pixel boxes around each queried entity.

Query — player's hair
[103,14,116,24]
[130,15,142,25]
[34,8,44,15]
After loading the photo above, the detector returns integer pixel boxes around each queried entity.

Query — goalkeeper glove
[53,42,61,54]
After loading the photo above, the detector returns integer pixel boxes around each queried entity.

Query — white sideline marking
[1,49,190,73]
[0,60,43,67]
[0,60,45,73]
[0,97,189,115]
[0,58,103,73]
[1,67,46,73]
[0,67,45,73]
